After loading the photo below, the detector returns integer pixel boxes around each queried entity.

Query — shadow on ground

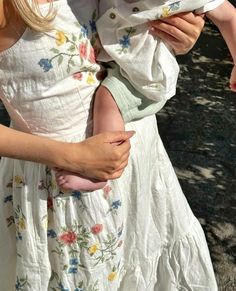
[157,20,236,289]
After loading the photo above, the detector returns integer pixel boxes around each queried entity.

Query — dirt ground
[157,19,236,290]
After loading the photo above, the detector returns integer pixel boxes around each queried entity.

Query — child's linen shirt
[97,0,225,119]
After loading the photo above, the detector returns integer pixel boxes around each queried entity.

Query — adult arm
[0,124,134,180]
[206,0,236,90]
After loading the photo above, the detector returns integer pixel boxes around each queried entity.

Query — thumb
[106,131,135,144]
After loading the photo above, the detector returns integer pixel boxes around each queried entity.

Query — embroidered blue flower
[112,200,122,209]
[68,267,78,274]
[38,58,53,72]
[15,276,30,290]
[15,279,20,290]
[119,35,131,49]
[47,229,57,238]
[89,20,97,33]
[16,232,22,241]
[118,229,123,237]
[72,191,82,200]
[69,258,79,265]
[169,1,180,11]
[58,282,69,291]
[4,195,13,203]
[81,24,89,38]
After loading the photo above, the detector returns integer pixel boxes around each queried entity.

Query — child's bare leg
[93,85,125,134]
[55,85,124,191]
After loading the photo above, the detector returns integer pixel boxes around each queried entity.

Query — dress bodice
[0,0,100,140]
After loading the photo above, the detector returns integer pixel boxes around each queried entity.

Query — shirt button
[132,7,140,12]
[109,12,116,19]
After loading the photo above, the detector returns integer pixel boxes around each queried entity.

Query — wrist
[51,141,84,174]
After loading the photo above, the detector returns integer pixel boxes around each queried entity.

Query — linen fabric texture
[0,0,218,290]
[97,0,225,120]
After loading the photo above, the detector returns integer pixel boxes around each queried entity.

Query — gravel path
[157,19,236,290]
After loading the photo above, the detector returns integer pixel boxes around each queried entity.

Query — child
[57,0,236,191]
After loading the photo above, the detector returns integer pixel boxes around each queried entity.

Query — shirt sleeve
[101,62,166,122]
[96,5,179,102]
[195,0,225,13]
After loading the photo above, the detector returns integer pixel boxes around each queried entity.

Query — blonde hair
[10,0,56,32]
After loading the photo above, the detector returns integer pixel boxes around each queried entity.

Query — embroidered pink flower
[91,224,103,235]
[79,42,87,59]
[47,197,53,210]
[103,185,112,199]
[89,47,96,63]
[73,72,83,80]
[59,231,77,244]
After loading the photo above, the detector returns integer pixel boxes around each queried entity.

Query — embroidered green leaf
[92,9,97,21]
[68,45,76,52]
[125,27,136,34]
[72,34,77,42]
[75,22,81,28]
[50,48,60,54]
[58,55,63,65]
[70,60,75,67]
[78,281,84,288]
[63,265,68,271]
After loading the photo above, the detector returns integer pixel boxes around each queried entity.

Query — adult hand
[0,125,134,181]
[149,12,205,55]
[62,131,135,181]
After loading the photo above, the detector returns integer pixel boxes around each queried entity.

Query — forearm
[207,1,236,63]
[0,124,134,180]
[0,124,69,168]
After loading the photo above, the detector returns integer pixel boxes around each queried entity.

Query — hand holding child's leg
[55,85,125,191]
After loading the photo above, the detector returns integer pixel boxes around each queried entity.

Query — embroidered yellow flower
[86,72,96,85]
[51,179,57,190]
[108,272,117,281]
[56,31,67,46]
[88,244,99,255]
[18,218,26,230]
[14,175,24,185]
[162,7,170,17]
[42,215,48,229]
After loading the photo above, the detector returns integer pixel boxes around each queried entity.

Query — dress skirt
[0,115,218,290]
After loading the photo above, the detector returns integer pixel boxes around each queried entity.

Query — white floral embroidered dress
[0,0,218,290]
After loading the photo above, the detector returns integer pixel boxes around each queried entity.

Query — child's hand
[230,65,236,92]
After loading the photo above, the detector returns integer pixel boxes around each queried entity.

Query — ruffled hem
[117,219,218,291]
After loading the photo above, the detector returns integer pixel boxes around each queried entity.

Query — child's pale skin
[207,1,236,90]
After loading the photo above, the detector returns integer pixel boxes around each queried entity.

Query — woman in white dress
[0,0,217,290]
